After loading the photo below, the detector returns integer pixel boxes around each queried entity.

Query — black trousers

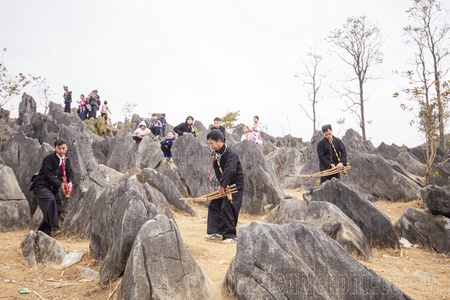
[64,102,71,113]
[320,172,340,184]
[150,127,161,136]
[207,186,243,239]
[34,186,62,235]
[161,144,172,157]
[133,136,143,143]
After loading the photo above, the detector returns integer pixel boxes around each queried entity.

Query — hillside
[0,191,448,299]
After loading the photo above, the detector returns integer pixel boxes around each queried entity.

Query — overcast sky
[2,0,449,147]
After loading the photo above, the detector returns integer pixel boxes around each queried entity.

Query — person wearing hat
[133,121,151,143]
[173,115,196,137]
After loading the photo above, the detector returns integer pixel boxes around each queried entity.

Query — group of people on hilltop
[62,86,112,122]
[31,108,346,247]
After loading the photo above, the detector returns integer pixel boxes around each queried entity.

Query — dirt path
[0,193,448,299]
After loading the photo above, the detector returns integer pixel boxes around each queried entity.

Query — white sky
[1,0,448,147]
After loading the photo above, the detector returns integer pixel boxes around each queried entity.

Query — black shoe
[51,226,62,237]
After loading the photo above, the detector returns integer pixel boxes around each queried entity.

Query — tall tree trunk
[359,80,366,141]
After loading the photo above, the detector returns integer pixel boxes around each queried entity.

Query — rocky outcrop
[0,163,31,232]
[1,133,52,214]
[372,143,426,177]
[263,196,308,224]
[344,153,421,201]
[89,175,163,285]
[170,134,214,198]
[267,147,305,189]
[306,179,400,249]
[264,197,372,259]
[394,206,450,256]
[234,140,285,214]
[224,221,410,299]
[137,168,195,216]
[20,230,75,267]
[118,215,213,300]
[17,93,37,125]
[421,185,450,217]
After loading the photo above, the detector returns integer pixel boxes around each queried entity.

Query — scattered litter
[18,288,30,294]
[400,237,418,248]
[218,260,228,265]
[60,251,84,268]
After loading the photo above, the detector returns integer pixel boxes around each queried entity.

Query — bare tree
[32,76,54,114]
[295,46,327,135]
[328,15,383,141]
[404,0,450,149]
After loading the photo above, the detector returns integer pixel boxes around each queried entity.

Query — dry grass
[0,192,448,299]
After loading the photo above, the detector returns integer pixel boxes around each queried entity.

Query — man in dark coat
[33,139,74,237]
[210,117,226,143]
[206,130,244,243]
[317,124,347,184]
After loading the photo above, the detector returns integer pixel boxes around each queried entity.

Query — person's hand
[330,164,336,169]
[336,162,344,171]
[218,186,226,197]
[67,182,73,193]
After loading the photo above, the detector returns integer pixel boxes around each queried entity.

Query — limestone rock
[394,206,450,256]
[307,179,400,249]
[224,221,410,299]
[421,185,450,217]
[118,215,212,300]
[0,163,31,232]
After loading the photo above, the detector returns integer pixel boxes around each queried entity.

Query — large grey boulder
[298,130,323,188]
[63,165,125,238]
[305,201,372,259]
[344,153,421,201]
[90,175,160,285]
[307,179,400,249]
[118,215,213,300]
[1,133,52,214]
[105,130,140,173]
[224,221,410,299]
[20,230,72,268]
[234,140,285,214]
[17,93,37,125]
[267,147,305,189]
[342,128,375,153]
[264,197,372,259]
[372,143,426,177]
[156,160,190,197]
[263,196,308,224]
[137,168,195,216]
[428,159,450,189]
[394,206,450,256]
[20,230,38,268]
[170,134,213,198]
[36,231,67,266]
[0,163,31,232]
[421,185,450,217]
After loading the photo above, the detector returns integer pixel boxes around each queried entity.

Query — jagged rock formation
[223,221,411,299]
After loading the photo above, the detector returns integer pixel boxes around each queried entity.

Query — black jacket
[173,122,196,137]
[317,136,347,171]
[35,152,74,191]
[210,126,226,143]
[212,144,244,189]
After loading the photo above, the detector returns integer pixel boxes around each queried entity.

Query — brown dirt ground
[0,190,449,299]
